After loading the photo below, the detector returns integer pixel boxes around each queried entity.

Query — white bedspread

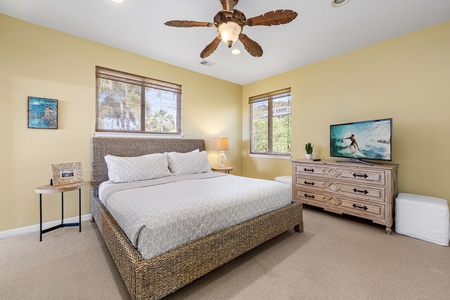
[99,173,292,260]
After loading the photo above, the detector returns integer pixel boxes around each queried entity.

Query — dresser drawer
[294,189,331,206]
[296,189,385,219]
[293,164,330,177]
[293,163,385,186]
[334,168,385,186]
[295,176,385,203]
[294,176,330,191]
[339,198,385,219]
[329,182,385,202]
[295,188,385,219]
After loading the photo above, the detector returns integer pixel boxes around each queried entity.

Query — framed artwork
[28,97,58,129]
[51,162,83,186]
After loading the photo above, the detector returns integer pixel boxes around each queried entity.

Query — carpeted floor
[1,207,449,300]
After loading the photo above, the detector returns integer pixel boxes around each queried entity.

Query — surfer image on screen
[345,134,359,152]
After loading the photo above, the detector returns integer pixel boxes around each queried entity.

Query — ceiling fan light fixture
[165,1,298,58]
[218,21,242,48]
[331,0,350,7]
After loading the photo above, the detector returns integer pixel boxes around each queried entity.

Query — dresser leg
[385,227,392,235]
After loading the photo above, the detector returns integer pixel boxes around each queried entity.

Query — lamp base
[218,151,227,168]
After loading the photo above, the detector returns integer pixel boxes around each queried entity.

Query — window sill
[93,132,183,139]
[249,154,291,160]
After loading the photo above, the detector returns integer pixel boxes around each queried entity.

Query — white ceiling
[1,0,450,85]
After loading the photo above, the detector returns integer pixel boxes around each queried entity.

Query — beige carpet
[1,207,449,300]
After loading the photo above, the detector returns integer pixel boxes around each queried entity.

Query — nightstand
[211,167,233,174]
[35,182,84,241]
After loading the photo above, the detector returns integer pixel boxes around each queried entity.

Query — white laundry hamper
[395,193,450,246]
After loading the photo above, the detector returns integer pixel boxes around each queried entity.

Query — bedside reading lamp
[214,137,229,168]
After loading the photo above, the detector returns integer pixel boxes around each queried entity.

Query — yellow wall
[243,21,450,204]
[2,13,450,233]
[0,14,242,232]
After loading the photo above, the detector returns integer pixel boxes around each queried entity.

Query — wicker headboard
[91,137,206,188]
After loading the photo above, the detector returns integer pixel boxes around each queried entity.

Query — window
[250,88,291,156]
[95,66,182,134]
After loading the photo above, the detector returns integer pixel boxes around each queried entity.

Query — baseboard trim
[0,214,93,240]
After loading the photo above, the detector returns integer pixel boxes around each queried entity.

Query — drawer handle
[304,168,315,173]
[304,181,315,186]
[353,204,368,210]
[304,194,315,199]
[353,188,369,194]
[353,173,368,178]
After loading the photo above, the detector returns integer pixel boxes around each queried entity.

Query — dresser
[292,160,398,234]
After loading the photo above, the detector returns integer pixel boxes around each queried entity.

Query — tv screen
[330,118,392,162]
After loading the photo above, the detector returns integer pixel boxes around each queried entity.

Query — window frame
[95,66,182,135]
[249,88,292,156]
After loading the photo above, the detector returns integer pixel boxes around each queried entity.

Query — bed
[91,137,303,300]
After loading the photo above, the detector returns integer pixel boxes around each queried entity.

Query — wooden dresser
[292,160,398,234]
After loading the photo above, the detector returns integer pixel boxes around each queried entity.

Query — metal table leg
[39,193,42,242]
[61,192,64,225]
[78,188,82,232]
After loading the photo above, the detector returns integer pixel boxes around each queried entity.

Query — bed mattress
[99,173,292,259]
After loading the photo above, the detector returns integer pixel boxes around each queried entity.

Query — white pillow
[104,153,171,183]
[167,150,211,175]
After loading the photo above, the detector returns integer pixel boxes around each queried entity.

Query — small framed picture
[28,97,58,129]
[51,162,83,186]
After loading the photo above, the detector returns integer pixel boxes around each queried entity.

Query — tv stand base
[335,158,384,166]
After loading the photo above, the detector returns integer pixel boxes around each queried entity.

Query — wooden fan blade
[239,34,263,57]
[245,10,298,27]
[220,0,239,11]
[165,20,213,28]
[200,36,222,58]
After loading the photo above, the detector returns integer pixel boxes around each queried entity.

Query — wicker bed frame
[91,137,303,300]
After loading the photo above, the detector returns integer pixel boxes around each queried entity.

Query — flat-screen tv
[330,118,392,164]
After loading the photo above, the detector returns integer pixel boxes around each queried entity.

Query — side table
[211,166,233,174]
[35,182,84,241]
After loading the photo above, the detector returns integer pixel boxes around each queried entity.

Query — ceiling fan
[164,0,298,58]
